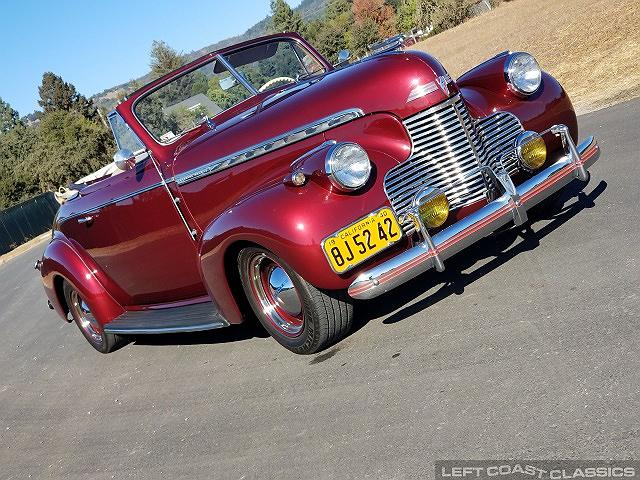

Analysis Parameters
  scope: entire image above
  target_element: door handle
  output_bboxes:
[77,215,95,224]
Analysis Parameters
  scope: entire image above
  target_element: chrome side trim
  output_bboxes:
[148,151,198,240]
[175,108,365,185]
[104,301,229,335]
[104,319,229,335]
[349,130,600,300]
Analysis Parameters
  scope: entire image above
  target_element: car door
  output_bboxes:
[60,113,206,306]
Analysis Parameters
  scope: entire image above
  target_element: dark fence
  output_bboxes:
[0,193,59,255]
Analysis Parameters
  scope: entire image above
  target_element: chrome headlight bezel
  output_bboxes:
[515,130,547,171]
[504,52,542,96]
[325,142,372,191]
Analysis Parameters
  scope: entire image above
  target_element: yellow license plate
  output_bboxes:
[322,208,402,273]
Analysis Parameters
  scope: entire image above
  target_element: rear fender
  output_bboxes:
[198,148,400,324]
[40,236,125,326]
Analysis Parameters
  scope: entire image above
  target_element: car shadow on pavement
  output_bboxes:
[354,178,607,328]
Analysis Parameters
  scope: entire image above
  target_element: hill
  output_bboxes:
[91,0,327,112]
[413,0,640,115]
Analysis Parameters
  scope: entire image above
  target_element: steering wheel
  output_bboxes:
[258,76,296,93]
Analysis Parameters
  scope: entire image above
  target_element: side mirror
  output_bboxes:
[113,149,135,171]
[219,75,237,91]
[336,50,351,67]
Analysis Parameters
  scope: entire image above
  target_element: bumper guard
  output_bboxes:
[348,125,601,300]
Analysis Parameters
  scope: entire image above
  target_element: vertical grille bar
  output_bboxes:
[384,94,523,233]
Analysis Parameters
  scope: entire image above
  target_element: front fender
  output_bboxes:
[198,148,400,324]
[40,235,125,326]
[457,52,578,143]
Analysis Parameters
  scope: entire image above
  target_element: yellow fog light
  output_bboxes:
[414,188,450,229]
[516,131,547,171]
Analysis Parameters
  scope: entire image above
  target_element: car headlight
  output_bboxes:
[325,142,372,191]
[504,52,542,95]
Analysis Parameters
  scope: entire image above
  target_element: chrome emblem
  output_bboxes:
[436,75,450,95]
[406,74,452,103]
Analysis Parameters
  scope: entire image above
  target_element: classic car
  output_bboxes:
[36,32,601,354]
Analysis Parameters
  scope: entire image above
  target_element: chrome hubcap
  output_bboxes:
[267,266,302,316]
[248,253,304,337]
[70,291,103,346]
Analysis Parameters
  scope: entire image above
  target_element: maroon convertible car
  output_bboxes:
[36,32,601,354]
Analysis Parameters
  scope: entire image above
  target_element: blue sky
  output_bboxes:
[0,0,302,116]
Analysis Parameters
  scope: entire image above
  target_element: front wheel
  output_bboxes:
[238,247,353,354]
[63,281,125,354]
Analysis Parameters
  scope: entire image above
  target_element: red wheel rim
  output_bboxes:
[247,253,304,337]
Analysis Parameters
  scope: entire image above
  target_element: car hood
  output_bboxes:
[173,51,453,171]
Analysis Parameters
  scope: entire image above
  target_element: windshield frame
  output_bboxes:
[131,36,329,146]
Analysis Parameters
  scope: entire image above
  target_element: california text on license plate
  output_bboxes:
[322,208,402,274]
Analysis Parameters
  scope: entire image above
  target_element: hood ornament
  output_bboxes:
[436,74,450,96]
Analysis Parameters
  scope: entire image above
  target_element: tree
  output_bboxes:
[20,110,115,193]
[414,0,471,33]
[0,124,38,208]
[431,0,471,31]
[37,72,96,119]
[270,0,305,33]
[314,22,349,60]
[149,40,184,79]
[326,0,353,21]
[349,17,383,56]
[0,97,22,133]
[306,0,354,61]
[396,0,419,32]
[353,0,396,37]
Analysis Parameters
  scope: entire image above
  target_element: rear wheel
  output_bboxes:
[63,281,124,354]
[238,247,353,354]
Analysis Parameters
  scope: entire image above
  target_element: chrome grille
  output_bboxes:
[475,110,523,175]
[384,95,523,233]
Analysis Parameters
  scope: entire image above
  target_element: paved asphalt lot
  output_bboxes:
[1,99,639,479]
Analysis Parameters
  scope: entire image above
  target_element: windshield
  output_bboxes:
[134,39,327,143]
[225,40,326,92]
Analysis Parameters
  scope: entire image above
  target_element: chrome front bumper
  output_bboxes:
[348,125,601,300]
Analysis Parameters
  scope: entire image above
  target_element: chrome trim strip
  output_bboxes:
[148,151,198,240]
[349,130,600,300]
[103,301,230,334]
[175,108,365,185]
[104,319,229,335]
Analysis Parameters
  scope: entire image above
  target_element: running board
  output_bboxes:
[103,301,229,335]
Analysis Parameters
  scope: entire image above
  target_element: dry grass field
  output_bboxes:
[414,0,640,114]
